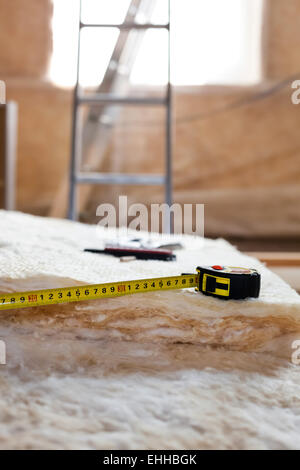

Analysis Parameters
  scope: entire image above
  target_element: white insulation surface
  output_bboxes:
[0,211,299,449]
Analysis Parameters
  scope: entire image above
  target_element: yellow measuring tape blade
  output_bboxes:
[0,274,199,311]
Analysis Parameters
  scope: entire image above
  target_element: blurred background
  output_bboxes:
[1,0,300,251]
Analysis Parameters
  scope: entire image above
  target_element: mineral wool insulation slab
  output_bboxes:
[0,210,300,450]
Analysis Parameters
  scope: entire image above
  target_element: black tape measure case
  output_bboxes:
[196,266,261,300]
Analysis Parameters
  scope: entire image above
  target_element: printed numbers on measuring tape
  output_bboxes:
[0,275,199,311]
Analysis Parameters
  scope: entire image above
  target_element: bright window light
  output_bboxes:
[49,0,263,88]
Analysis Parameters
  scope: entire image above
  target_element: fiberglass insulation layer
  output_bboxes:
[0,211,300,449]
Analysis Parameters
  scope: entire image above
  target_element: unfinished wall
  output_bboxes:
[6,80,71,212]
[83,82,300,238]
[264,0,300,78]
[0,0,72,213]
[0,0,52,78]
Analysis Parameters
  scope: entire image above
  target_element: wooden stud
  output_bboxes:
[246,252,300,267]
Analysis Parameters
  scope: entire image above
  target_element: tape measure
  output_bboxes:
[0,266,260,312]
[196,265,260,300]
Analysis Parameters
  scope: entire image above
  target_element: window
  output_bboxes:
[49,0,263,88]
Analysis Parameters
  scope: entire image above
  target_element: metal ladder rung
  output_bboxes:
[76,172,165,185]
[80,22,169,30]
[78,94,167,106]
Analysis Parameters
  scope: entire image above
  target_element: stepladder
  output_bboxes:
[66,0,172,231]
